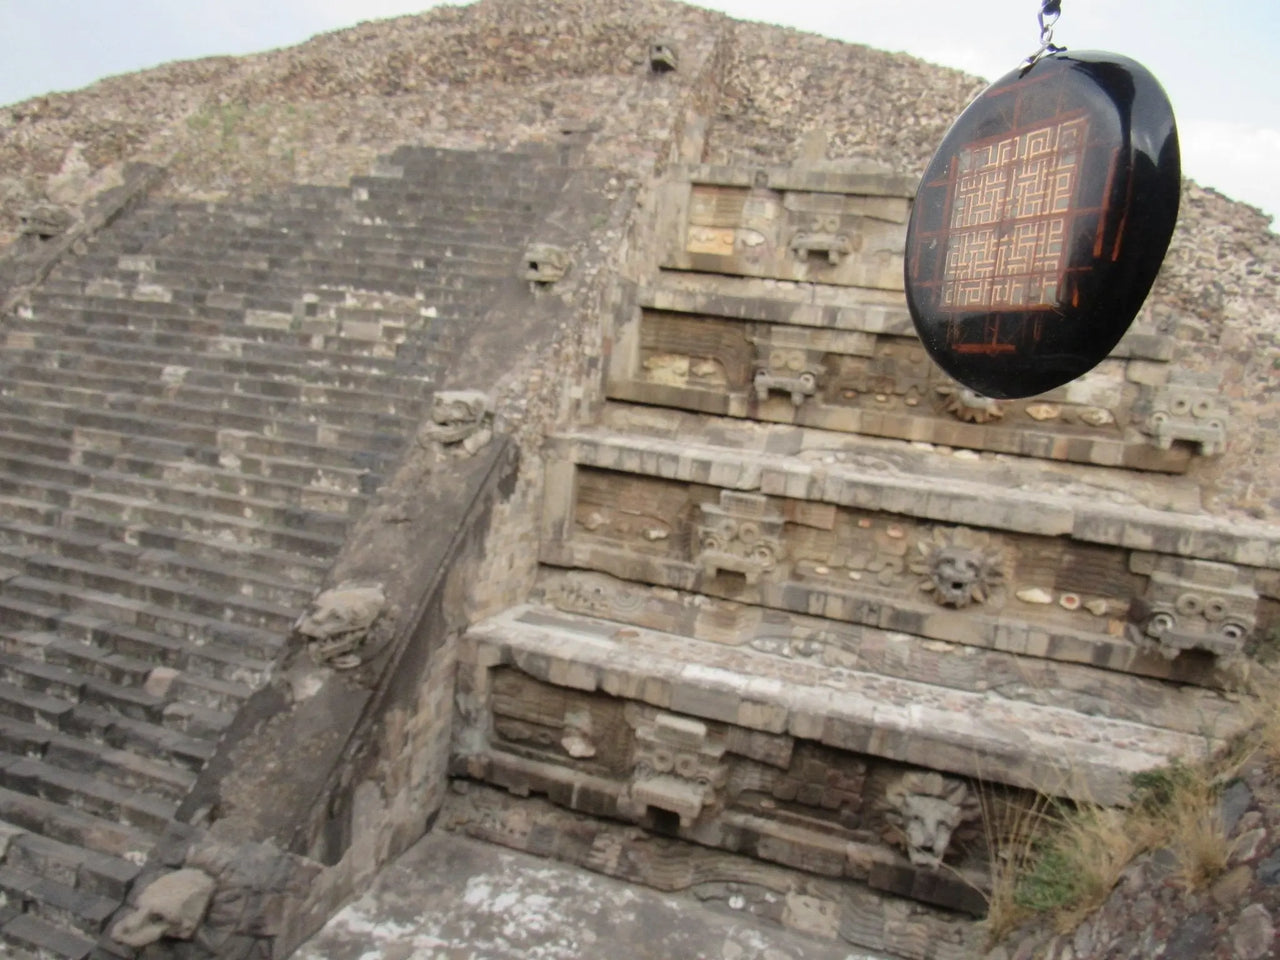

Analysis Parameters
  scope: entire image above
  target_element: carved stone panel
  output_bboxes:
[457,665,993,913]
[664,182,908,290]
[611,290,1197,472]
[878,772,981,870]
[1127,556,1257,661]
[545,464,1264,682]
[523,243,571,284]
[696,491,786,585]
[1140,372,1229,456]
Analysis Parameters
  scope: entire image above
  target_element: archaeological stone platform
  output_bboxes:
[0,3,1276,957]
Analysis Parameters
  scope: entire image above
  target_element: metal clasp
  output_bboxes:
[1024,0,1065,67]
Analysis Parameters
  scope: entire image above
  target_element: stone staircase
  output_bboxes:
[0,145,570,958]
[448,161,1277,958]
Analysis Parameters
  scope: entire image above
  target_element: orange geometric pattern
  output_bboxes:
[941,114,1088,312]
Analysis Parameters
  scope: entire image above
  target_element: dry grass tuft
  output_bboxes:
[979,789,1051,944]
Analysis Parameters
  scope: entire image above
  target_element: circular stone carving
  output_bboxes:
[905,51,1180,399]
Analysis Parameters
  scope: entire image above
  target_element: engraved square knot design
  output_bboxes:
[942,114,1088,313]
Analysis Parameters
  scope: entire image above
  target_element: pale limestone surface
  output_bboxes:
[294,830,887,960]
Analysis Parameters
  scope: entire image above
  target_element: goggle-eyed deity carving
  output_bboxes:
[697,491,786,585]
[1127,557,1256,662]
[620,710,728,828]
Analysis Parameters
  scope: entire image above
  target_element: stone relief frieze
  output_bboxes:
[459,666,993,914]
[749,330,826,408]
[522,242,571,284]
[554,467,1240,673]
[879,772,982,870]
[789,215,853,265]
[613,297,1204,469]
[935,383,1006,424]
[294,581,388,669]
[619,710,729,827]
[1140,374,1229,456]
[420,389,493,454]
[696,491,786,584]
[669,183,906,290]
[908,527,1005,609]
[1127,556,1257,662]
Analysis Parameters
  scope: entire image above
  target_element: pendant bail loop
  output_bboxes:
[1025,0,1065,67]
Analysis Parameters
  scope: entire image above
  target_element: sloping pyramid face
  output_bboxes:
[0,2,1277,959]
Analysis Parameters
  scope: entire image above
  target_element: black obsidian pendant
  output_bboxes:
[905,51,1180,399]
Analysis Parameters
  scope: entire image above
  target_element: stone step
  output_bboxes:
[62,702,216,771]
[0,910,97,960]
[0,783,154,863]
[0,751,175,835]
[7,304,467,376]
[0,573,285,663]
[465,604,1227,807]
[6,342,435,404]
[1,355,432,421]
[66,489,347,561]
[0,709,195,801]
[0,680,73,728]
[38,634,253,715]
[0,487,340,582]
[0,819,140,901]
[0,594,59,632]
[2,557,296,639]
[386,143,563,166]
[6,308,465,378]
[0,650,174,730]
[0,394,405,473]
[0,519,322,606]
[91,221,533,262]
[0,406,399,481]
[22,280,480,332]
[0,863,118,938]
[4,317,458,394]
[0,446,368,534]
[0,373,422,442]
[69,236,517,276]
[100,196,534,232]
[0,653,83,702]
[49,259,512,302]
[8,610,271,692]
[34,270,491,317]
[0,434,368,511]
[67,245,511,285]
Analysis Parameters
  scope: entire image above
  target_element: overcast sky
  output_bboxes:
[2,0,1277,224]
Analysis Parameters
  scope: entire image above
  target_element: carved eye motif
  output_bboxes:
[1175,593,1203,617]
[1203,598,1229,623]
[1221,622,1248,641]
[1147,612,1176,636]
[751,544,777,567]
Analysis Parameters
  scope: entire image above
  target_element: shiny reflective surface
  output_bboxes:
[905,51,1180,399]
